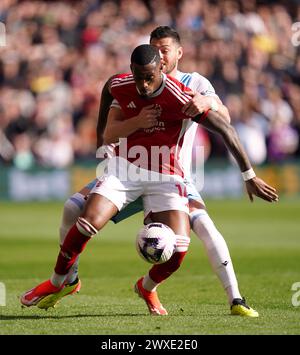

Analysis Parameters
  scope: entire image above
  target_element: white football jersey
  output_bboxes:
[175,71,217,178]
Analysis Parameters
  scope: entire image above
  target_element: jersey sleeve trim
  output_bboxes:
[110,99,120,109]
[166,78,192,104]
[110,75,134,89]
[192,109,210,123]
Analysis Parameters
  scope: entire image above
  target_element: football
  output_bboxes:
[136,223,176,264]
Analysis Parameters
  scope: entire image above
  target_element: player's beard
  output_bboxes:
[163,59,178,75]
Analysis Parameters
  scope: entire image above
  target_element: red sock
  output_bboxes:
[149,251,187,284]
[54,224,90,275]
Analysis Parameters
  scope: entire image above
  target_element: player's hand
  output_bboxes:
[182,92,215,117]
[245,176,279,203]
[136,104,160,129]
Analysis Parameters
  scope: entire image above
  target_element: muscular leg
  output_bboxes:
[51,193,118,287]
[189,199,242,304]
[60,186,144,283]
[150,210,190,235]
[20,192,119,308]
[59,187,91,284]
[81,193,118,229]
[60,187,91,245]
[141,210,190,292]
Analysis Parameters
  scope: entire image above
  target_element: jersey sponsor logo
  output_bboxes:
[127,101,136,108]
[144,120,165,133]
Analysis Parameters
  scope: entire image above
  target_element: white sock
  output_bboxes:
[50,272,67,288]
[59,193,85,244]
[59,193,85,284]
[142,275,158,292]
[65,258,79,284]
[190,209,242,304]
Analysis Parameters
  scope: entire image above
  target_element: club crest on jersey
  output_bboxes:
[127,101,136,108]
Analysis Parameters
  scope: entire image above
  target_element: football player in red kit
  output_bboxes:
[20,44,278,315]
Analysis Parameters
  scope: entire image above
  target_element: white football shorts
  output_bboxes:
[90,157,189,216]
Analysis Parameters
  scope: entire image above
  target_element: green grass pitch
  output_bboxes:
[0,198,299,335]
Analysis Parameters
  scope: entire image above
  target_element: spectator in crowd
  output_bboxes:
[0,0,299,168]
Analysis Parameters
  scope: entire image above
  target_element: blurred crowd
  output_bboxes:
[0,0,300,170]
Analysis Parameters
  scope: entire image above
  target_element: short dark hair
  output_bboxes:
[150,26,181,44]
[130,44,161,66]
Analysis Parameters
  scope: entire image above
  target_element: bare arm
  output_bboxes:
[196,111,251,172]
[103,105,160,144]
[96,76,116,148]
[194,111,279,203]
[103,107,135,144]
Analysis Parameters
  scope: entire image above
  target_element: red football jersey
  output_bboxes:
[110,73,194,176]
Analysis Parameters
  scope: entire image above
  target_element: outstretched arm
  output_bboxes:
[194,111,279,203]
